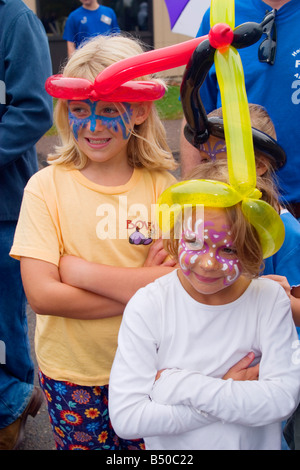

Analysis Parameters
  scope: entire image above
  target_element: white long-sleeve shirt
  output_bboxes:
[109,270,300,450]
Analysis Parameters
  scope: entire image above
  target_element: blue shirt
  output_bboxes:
[263,210,300,337]
[263,210,300,289]
[0,0,53,220]
[196,0,300,205]
[63,5,120,48]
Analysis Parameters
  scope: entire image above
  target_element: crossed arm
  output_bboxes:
[109,291,300,440]
[20,239,176,319]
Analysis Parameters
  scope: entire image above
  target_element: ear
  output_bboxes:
[133,102,152,125]
[256,155,269,176]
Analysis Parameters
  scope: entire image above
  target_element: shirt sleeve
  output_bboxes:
[151,288,300,427]
[263,213,300,289]
[108,288,218,440]
[10,178,63,266]
[0,10,53,168]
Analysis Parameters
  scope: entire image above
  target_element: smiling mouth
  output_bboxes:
[86,137,110,144]
[193,273,220,283]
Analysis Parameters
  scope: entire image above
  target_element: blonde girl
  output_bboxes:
[10,34,177,450]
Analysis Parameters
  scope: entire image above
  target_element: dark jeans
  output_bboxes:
[0,221,34,428]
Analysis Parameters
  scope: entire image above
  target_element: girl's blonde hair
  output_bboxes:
[48,34,177,172]
[165,159,281,278]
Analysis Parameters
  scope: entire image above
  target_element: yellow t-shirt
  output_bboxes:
[10,164,176,386]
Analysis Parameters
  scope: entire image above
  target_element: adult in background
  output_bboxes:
[180,0,300,220]
[0,0,53,450]
[63,0,120,57]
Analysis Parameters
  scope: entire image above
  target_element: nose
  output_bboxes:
[89,117,106,133]
[200,250,219,270]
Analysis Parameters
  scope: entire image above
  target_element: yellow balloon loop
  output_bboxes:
[156,180,284,259]
[210,0,235,29]
[214,46,257,196]
[246,188,262,200]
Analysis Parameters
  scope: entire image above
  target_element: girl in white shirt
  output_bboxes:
[108,160,300,450]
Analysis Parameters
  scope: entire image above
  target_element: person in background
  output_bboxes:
[0,0,53,450]
[63,0,120,57]
[180,0,300,221]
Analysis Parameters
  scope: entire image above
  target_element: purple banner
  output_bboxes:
[164,0,190,28]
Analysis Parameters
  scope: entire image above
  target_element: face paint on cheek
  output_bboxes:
[68,100,133,141]
[203,222,242,286]
[178,238,207,276]
[99,103,133,140]
[199,140,227,161]
[224,261,242,286]
[215,247,242,286]
[68,110,90,141]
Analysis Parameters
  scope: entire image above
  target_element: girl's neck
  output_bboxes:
[80,159,134,187]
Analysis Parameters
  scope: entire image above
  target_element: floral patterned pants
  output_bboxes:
[39,370,145,450]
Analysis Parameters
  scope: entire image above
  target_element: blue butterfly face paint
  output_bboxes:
[68,100,133,141]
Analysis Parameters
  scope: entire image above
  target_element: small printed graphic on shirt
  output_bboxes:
[129,227,153,246]
[95,196,157,243]
[101,15,112,25]
[291,47,300,104]
[81,16,88,24]
[95,196,204,243]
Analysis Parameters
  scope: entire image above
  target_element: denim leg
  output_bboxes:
[0,221,34,428]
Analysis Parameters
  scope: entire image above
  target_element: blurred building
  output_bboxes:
[24,0,192,78]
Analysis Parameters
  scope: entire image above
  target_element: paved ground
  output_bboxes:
[17,119,182,450]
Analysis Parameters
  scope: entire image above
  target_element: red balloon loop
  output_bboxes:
[93,36,208,95]
[45,75,166,102]
[209,23,234,51]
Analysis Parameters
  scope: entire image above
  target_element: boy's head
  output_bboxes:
[198,104,286,174]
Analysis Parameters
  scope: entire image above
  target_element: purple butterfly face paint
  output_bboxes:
[199,138,226,162]
[68,99,133,140]
[178,212,242,291]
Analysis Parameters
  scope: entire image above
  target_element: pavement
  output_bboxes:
[17,119,182,451]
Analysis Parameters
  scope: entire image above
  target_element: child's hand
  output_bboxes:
[222,352,259,381]
[261,274,291,299]
[143,239,177,267]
